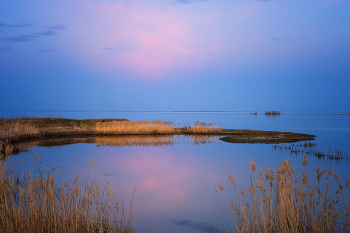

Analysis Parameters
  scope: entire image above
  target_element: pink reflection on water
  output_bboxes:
[93,148,196,212]
[86,145,228,223]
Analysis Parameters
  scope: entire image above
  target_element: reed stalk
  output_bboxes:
[0,159,135,233]
[216,155,350,233]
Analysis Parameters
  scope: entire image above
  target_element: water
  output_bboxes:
[2,111,350,233]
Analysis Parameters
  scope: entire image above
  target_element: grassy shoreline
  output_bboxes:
[0,117,315,158]
[0,116,315,140]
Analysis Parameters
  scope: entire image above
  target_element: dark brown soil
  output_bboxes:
[219,129,315,144]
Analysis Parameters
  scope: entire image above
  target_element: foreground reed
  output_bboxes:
[216,154,350,233]
[0,157,135,233]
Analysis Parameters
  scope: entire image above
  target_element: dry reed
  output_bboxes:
[183,121,222,134]
[0,118,223,142]
[0,122,39,140]
[0,158,135,233]
[96,120,175,135]
[216,154,350,233]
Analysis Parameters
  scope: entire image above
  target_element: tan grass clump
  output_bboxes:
[216,154,350,233]
[96,120,175,135]
[0,159,135,233]
[183,121,222,134]
[0,122,39,140]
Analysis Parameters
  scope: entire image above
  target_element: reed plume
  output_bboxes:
[0,159,135,233]
[216,156,350,232]
[183,121,222,134]
[96,120,175,135]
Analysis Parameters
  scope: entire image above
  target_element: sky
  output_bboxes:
[1,0,350,112]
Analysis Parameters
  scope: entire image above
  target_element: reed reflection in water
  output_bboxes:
[11,134,226,233]
[17,134,221,150]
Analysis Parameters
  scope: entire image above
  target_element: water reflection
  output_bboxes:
[9,131,350,233]
[171,220,222,233]
[17,135,222,150]
[10,135,228,233]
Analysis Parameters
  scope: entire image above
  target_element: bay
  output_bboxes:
[2,111,350,233]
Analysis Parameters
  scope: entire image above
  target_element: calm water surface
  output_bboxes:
[3,111,350,233]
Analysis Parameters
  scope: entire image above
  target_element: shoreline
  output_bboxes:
[2,128,316,144]
[0,117,316,157]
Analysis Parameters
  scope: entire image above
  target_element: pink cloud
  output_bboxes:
[59,1,232,79]
[50,1,273,79]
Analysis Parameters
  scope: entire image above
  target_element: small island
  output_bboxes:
[219,129,315,144]
[0,117,315,147]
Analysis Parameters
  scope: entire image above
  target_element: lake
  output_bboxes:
[2,111,350,233]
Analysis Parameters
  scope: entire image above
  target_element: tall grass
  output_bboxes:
[216,154,350,233]
[272,142,348,161]
[0,122,39,140]
[183,121,222,134]
[96,120,176,135]
[0,141,17,160]
[0,158,135,233]
[0,117,223,142]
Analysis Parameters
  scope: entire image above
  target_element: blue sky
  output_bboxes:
[1,0,349,112]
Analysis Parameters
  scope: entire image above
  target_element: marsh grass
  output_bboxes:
[0,115,128,128]
[0,117,223,157]
[0,122,40,141]
[183,121,222,134]
[273,142,348,161]
[0,157,135,233]
[0,116,129,140]
[216,155,350,233]
[0,117,223,142]
[0,143,15,160]
[96,120,176,135]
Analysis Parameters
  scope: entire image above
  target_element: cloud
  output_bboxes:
[49,25,67,30]
[271,38,290,42]
[1,30,57,43]
[171,220,222,233]
[0,22,33,28]
[35,31,56,36]
[103,47,115,50]
[37,49,55,53]
[175,0,207,4]
[64,1,235,79]
[0,47,14,52]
